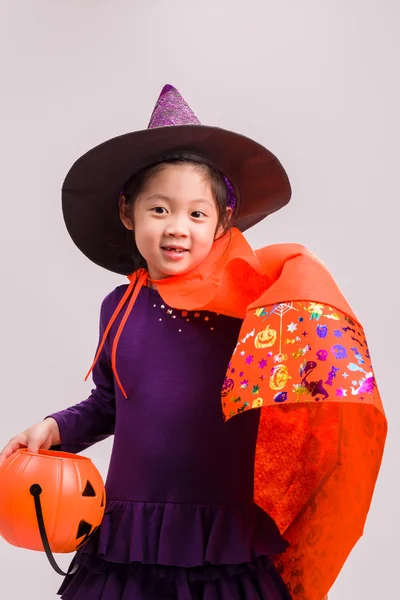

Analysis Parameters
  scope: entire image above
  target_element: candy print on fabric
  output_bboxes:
[222,300,385,600]
[224,301,377,418]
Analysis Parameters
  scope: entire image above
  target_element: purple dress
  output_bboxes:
[51,285,291,600]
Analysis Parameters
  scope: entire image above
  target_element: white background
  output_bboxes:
[0,1,397,598]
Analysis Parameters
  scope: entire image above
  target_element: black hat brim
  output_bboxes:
[62,125,291,275]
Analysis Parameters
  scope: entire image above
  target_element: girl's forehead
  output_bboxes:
[141,165,213,195]
[149,162,207,181]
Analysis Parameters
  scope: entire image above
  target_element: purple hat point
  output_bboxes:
[146,85,236,211]
[159,84,176,96]
[148,85,201,129]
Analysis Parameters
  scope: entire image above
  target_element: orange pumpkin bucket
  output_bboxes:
[0,448,105,575]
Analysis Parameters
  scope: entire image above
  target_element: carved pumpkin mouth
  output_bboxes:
[76,519,99,549]
[76,519,92,540]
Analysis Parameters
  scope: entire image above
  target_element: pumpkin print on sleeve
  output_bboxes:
[223,301,379,415]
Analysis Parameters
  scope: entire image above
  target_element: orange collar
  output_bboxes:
[135,228,272,319]
[85,227,357,398]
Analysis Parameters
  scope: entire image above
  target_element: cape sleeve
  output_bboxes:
[222,245,387,600]
[47,296,116,454]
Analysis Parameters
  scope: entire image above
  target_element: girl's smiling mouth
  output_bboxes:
[161,245,189,259]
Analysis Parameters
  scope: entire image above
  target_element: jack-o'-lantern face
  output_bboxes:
[255,325,277,349]
[0,449,106,554]
[252,397,263,408]
[269,365,291,391]
[221,377,235,397]
[75,479,106,549]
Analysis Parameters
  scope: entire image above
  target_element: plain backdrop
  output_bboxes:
[0,1,397,598]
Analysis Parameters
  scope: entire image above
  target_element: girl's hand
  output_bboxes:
[0,418,61,468]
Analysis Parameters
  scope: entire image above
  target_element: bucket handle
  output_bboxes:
[30,484,78,576]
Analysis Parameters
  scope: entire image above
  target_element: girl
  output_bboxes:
[0,85,386,600]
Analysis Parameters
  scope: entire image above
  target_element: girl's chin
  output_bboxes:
[149,259,200,280]
[153,267,190,279]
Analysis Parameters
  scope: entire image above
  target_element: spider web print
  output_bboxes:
[270,303,299,363]
[275,302,297,317]
[262,302,298,322]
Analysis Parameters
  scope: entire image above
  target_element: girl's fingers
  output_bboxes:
[0,437,28,467]
[0,423,55,467]
[27,437,45,454]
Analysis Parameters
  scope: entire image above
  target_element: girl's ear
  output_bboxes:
[119,194,134,231]
[215,206,233,239]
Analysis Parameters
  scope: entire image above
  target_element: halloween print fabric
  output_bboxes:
[223,301,377,417]
[223,301,386,599]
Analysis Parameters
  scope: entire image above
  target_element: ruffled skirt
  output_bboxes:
[58,556,291,599]
[57,499,291,599]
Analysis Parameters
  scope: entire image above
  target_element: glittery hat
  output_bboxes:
[62,84,291,275]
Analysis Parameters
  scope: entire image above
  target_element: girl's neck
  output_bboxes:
[146,279,158,290]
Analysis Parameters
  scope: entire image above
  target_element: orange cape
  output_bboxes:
[88,228,386,600]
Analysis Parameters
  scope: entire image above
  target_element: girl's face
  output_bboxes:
[120,164,229,280]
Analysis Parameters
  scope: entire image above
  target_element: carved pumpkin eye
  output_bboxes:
[82,480,96,497]
[101,491,105,508]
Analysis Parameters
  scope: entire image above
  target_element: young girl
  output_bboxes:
[0,85,386,600]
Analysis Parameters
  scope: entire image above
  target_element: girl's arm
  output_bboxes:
[48,295,116,454]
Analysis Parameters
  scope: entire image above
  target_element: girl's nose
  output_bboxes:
[164,219,189,238]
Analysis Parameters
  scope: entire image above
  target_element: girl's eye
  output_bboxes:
[152,207,167,214]
[191,211,206,219]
